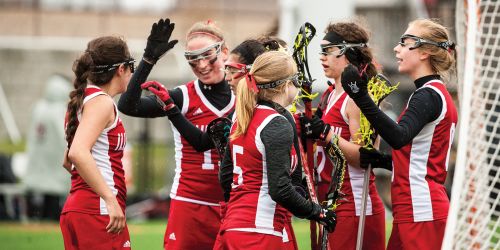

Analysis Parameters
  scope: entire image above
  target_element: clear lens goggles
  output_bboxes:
[221,62,251,78]
[398,34,453,51]
[184,41,224,64]
[319,43,366,57]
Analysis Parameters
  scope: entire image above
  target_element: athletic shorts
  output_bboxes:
[60,212,131,250]
[387,219,446,250]
[327,212,385,250]
[164,199,221,250]
[218,230,283,250]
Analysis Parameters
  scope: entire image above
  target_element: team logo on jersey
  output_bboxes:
[123,240,131,248]
[348,81,360,93]
[193,108,204,116]
[169,233,176,240]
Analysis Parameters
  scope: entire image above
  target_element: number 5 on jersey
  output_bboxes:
[231,145,244,189]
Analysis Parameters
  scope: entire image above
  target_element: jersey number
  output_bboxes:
[231,145,244,189]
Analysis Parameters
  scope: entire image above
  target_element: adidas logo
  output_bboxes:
[123,240,131,248]
[193,108,203,116]
[169,233,176,240]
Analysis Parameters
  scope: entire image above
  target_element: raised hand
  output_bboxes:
[341,64,369,100]
[143,18,178,64]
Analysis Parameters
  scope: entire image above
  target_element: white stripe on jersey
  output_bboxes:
[254,112,282,230]
[92,133,118,215]
[178,85,189,115]
[170,124,183,198]
[348,165,373,216]
[409,122,435,221]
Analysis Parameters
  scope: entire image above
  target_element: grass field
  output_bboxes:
[0,219,393,250]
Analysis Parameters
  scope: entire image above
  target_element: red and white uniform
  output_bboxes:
[391,80,457,223]
[316,89,384,217]
[170,80,235,205]
[221,105,298,237]
[62,86,127,215]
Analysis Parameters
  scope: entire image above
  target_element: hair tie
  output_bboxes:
[245,74,259,93]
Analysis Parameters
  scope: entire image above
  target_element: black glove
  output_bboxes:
[307,202,337,233]
[359,147,392,171]
[341,64,369,100]
[299,115,331,141]
[143,18,178,64]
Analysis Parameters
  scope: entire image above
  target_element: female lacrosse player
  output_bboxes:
[299,20,385,250]
[118,19,233,250]
[140,37,303,250]
[341,18,457,250]
[217,51,336,249]
[60,36,134,249]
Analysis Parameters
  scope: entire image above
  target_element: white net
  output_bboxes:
[444,0,500,249]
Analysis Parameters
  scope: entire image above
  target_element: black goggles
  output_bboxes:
[320,43,367,57]
[257,74,301,90]
[399,34,455,51]
[92,58,135,74]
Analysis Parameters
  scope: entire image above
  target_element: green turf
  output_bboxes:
[0,219,393,250]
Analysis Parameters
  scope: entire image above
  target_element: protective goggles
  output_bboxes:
[92,58,135,74]
[184,41,224,65]
[222,62,252,79]
[320,43,367,57]
[257,73,301,90]
[399,34,454,51]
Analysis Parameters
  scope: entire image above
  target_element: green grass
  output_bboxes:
[0,219,393,250]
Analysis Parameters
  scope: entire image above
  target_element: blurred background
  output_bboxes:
[0,0,458,248]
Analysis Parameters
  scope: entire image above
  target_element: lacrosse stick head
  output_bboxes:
[207,117,232,159]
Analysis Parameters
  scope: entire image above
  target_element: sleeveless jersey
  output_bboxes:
[221,105,298,236]
[391,80,457,223]
[316,88,384,216]
[170,80,235,205]
[62,86,127,215]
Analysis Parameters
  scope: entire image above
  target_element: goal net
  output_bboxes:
[443,0,500,249]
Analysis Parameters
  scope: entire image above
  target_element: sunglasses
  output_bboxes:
[185,41,223,66]
[92,58,136,74]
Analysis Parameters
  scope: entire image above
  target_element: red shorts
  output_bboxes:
[282,215,298,250]
[60,212,131,250]
[218,231,282,250]
[327,212,385,250]
[164,199,221,250]
[387,219,446,250]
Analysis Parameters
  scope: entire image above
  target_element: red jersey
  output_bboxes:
[63,86,127,215]
[391,80,457,223]
[221,105,298,236]
[316,88,384,216]
[170,80,235,205]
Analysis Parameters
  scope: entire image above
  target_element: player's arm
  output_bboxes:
[68,96,125,234]
[140,80,214,151]
[118,18,178,118]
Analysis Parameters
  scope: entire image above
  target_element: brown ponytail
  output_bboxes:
[65,36,130,147]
